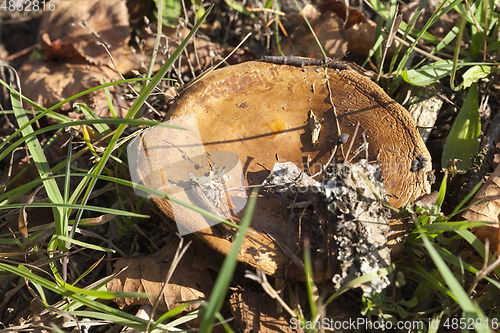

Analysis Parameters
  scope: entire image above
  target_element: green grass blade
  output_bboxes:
[19,265,49,307]
[0,77,170,156]
[447,179,484,219]
[0,263,154,328]
[0,202,149,218]
[441,83,480,171]
[63,129,73,237]
[292,0,327,58]
[104,83,118,118]
[416,220,492,332]
[199,189,258,332]
[70,5,213,238]
[50,266,147,300]
[11,89,66,251]
[395,0,464,75]
[72,256,104,286]
[400,260,452,296]
[434,244,500,290]
[73,103,111,136]
[144,0,163,91]
[422,221,489,233]
[302,238,318,320]
[435,171,447,211]
[455,229,500,277]
[402,59,463,86]
[369,0,446,46]
[0,173,227,228]
[56,235,115,253]
[450,15,468,90]
[224,0,255,18]
[0,118,183,164]
[0,238,22,245]
[433,19,462,54]
[67,311,158,331]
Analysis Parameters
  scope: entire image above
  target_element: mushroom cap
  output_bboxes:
[135,61,432,279]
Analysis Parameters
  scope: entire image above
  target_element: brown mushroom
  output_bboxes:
[130,61,432,280]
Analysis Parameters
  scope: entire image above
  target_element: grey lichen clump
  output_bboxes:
[262,161,317,193]
[315,160,391,296]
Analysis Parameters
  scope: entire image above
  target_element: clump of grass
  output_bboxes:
[0,6,234,331]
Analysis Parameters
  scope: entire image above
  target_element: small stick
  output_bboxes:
[344,121,360,162]
[322,78,344,170]
[246,7,286,15]
[376,9,402,82]
[262,55,347,70]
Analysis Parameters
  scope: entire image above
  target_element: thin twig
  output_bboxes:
[245,7,286,15]
[245,270,297,317]
[377,9,402,81]
[323,78,343,169]
[147,237,192,331]
[345,121,360,162]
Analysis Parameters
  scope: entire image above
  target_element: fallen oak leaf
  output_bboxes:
[19,59,130,117]
[275,5,348,59]
[40,0,130,66]
[41,32,86,64]
[462,164,500,254]
[107,240,214,314]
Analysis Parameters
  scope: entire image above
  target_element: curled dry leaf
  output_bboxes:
[107,240,213,313]
[40,0,130,66]
[344,19,380,57]
[19,59,130,117]
[133,61,431,280]
[278,1,387,58]
[42,32,86,64]
[319,0,367,29]
[319,0,395,57]
[275,4,348,58]
[462,164,500,253]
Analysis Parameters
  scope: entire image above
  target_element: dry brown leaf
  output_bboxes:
[42,32,86,64]
[319,0,367,28]
[19,59,130,117]
[494,141,500,168]
[345,19,380,56]
[229,290,293,333]
[462,164,500,253]
[39,0,130,66]
[275,4,348,58]
[107,240,214,313]
[318,0,395,57]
